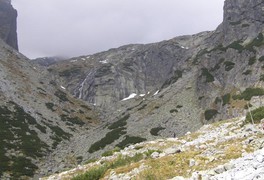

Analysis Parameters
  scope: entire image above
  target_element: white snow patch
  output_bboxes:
[147,92,150,95]
[99,59,108,64]
[70,59,77,63]
[180,46,189,49]
[139,94,145,97]
[81,58,86,61]
[121,93,137,101]
[60,86,66,90]
[153,90,159,96]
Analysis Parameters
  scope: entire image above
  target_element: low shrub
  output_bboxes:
[170,109,178,113]
[201,68,214,82]
[204,109,218,120]
[222,93,231,106]
[259,56,264,62]
[116,136,147,149]
[245,106,264,124]
[242,70,252,75]
[248,57,256,65]
[232,88,264,101]
[88,127,126,153]
[224,61,235,71]
[108,114,129,130]
[150,127,165,136]
[260,75,264,81]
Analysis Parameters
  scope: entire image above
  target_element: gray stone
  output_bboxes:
[150,152,160,159]
[164,147,181,155]
[214,165,225,174]
[224,163,235,171]
[189,159,196,167]
[256,155,264,163]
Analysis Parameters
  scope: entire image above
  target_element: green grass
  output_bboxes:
[201,68,214,83]
[204,109,218,120]
[246,106,264,124]
[102,147,121,157]
[72,154,144,180]
[150,127,165,136]
[232,88,264,101]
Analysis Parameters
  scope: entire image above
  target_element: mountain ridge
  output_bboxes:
[0,0,264,179]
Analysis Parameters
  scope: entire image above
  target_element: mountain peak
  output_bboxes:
[0,0,18,50]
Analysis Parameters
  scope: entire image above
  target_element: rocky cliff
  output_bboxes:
[0,0,18,50]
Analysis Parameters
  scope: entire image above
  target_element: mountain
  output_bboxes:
[35,0,264,177]
[0,38,100,179]
[0,0,18,50]
[0,0,264,179]
[32,56,67,67]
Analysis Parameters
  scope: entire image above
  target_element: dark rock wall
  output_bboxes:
[0,0,18,50]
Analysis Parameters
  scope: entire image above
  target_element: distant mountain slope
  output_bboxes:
[32,56,67,67]
[0,38,100,179]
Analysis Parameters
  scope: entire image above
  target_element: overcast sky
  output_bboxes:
[12,0,225,59]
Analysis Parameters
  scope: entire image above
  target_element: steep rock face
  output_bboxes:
[50,32,210,108]
[221,0,264,44]
[0,0,18,50]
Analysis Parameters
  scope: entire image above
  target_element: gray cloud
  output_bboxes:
[12,0,225,59]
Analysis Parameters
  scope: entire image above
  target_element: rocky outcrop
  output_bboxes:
[0,0,18,50]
